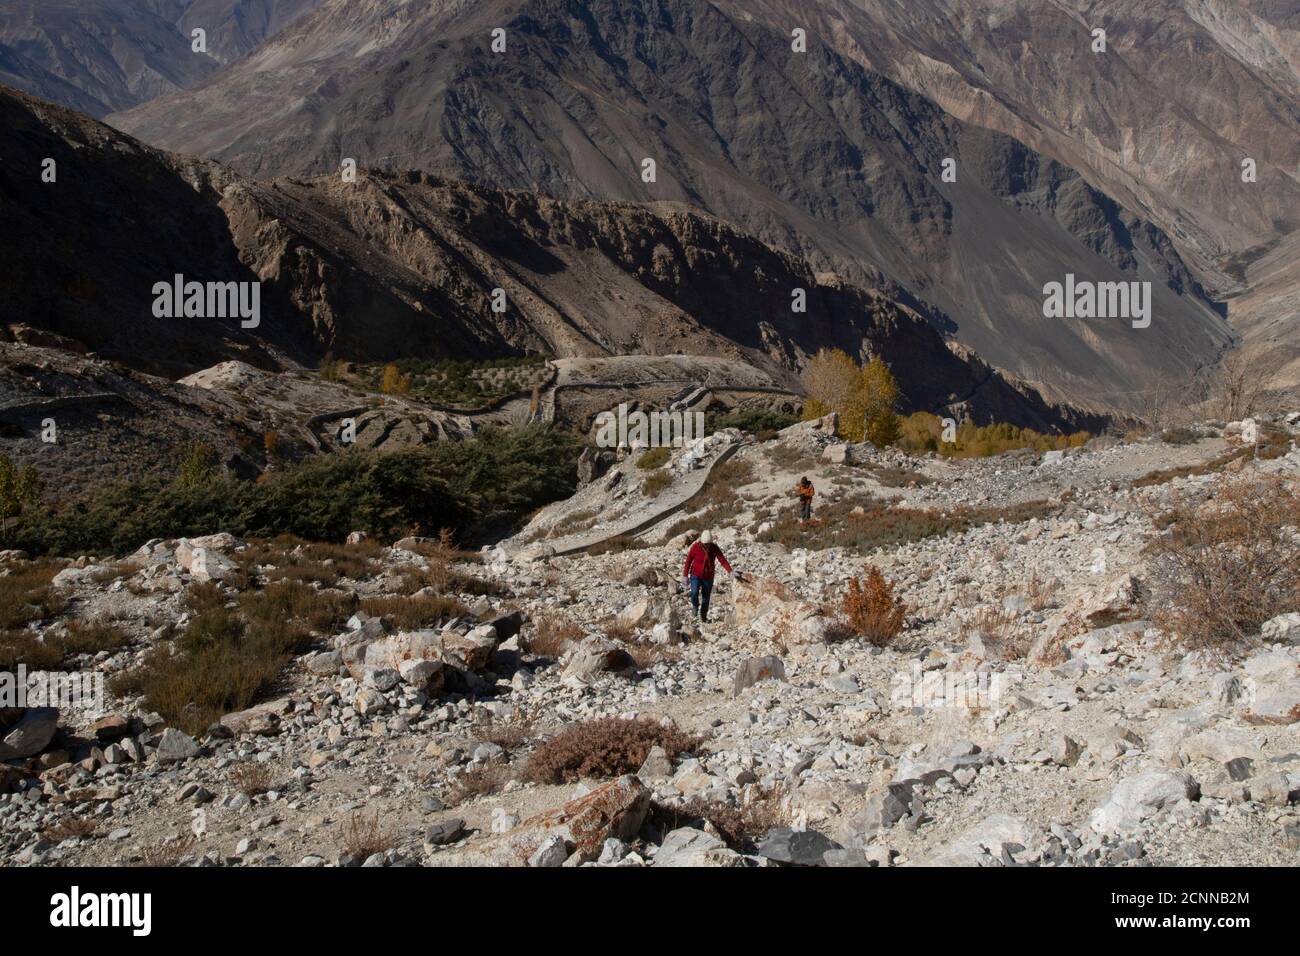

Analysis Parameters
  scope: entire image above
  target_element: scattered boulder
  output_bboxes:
[652,827,745,867]
[443,625,499,672]
[732,655,786,697]
[1090,769,1199,835]
[755,827,842,866]
[433,775,651,866]
[822,443,852,464]
[88,714,131,743]
[1240,648,1300,724]
[1260,612,1300,645]
[562,636,636,681]
[731,575,827,646]
[154,728,200,763]
[926,815,1045,866]
[0,707,59,760]
[839,782,917,843]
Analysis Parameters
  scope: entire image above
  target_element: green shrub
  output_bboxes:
[11,425,580,557]
[708,409,797,438]
[636,447,670,469]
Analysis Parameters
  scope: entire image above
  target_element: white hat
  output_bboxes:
[700,530,712,544]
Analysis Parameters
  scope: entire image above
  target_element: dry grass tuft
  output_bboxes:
[359,593,467,630]
[113,581,351,735]
[1021,568,1060,612]
[229,762,276,796]
[652,785,790,851]
[342,811,398,859]
[445,763,513,806]
[959,606,1033,660]
[137,834,197,867]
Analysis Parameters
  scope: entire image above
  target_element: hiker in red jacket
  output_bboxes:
[682,530,733,623]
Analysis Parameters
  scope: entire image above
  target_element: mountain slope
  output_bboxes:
[0,0,322,117]
[732,0,1300,293]
[108,0,1236,412]
[0,85,1097,433]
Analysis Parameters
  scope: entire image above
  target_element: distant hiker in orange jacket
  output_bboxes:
[795,476,815,521]
[682,530,733,623]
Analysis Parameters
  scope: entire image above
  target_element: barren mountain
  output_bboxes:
[0,0,322,117]
[730,0,1300,293]
[0,86,1095,437]
[108,0,1239,413]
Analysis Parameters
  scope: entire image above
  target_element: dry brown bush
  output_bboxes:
[475,719,534,753]
[587,534,641,556]
[600,615,635,643]
[524,612,583,657]
[60,619,132,657]
[525,717,701,784]
[42,817,97,843]
[842,567,906,646]
[398,528,462,591]
[642,470,673,498]
[1145,475,1300,650]
[757,496,1056,552]
[626,643,683,667]
[0,560,65,631]
[694,458,755,510]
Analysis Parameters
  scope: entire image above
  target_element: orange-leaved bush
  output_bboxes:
[842,565,906,645]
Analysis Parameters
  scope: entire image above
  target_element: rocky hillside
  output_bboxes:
[0,86,1097,436]
[0,0,322,116]
[107,0,1237,413]
[3,411,1297,867]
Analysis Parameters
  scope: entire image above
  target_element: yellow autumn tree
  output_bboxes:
[379,363,412,395]
[800,349,900,445]
[802,348,864,439]
[861,355,900,447]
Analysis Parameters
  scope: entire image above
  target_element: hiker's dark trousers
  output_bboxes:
[800,499,812,520]
[689,575,713,621]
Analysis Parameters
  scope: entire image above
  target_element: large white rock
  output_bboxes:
[1089,769,1199,835]
[1241,647,1300,724]
[188,548,237,582]
[652,827,744,867]
[926,815,1044,866]
[1260,612,1300,645]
